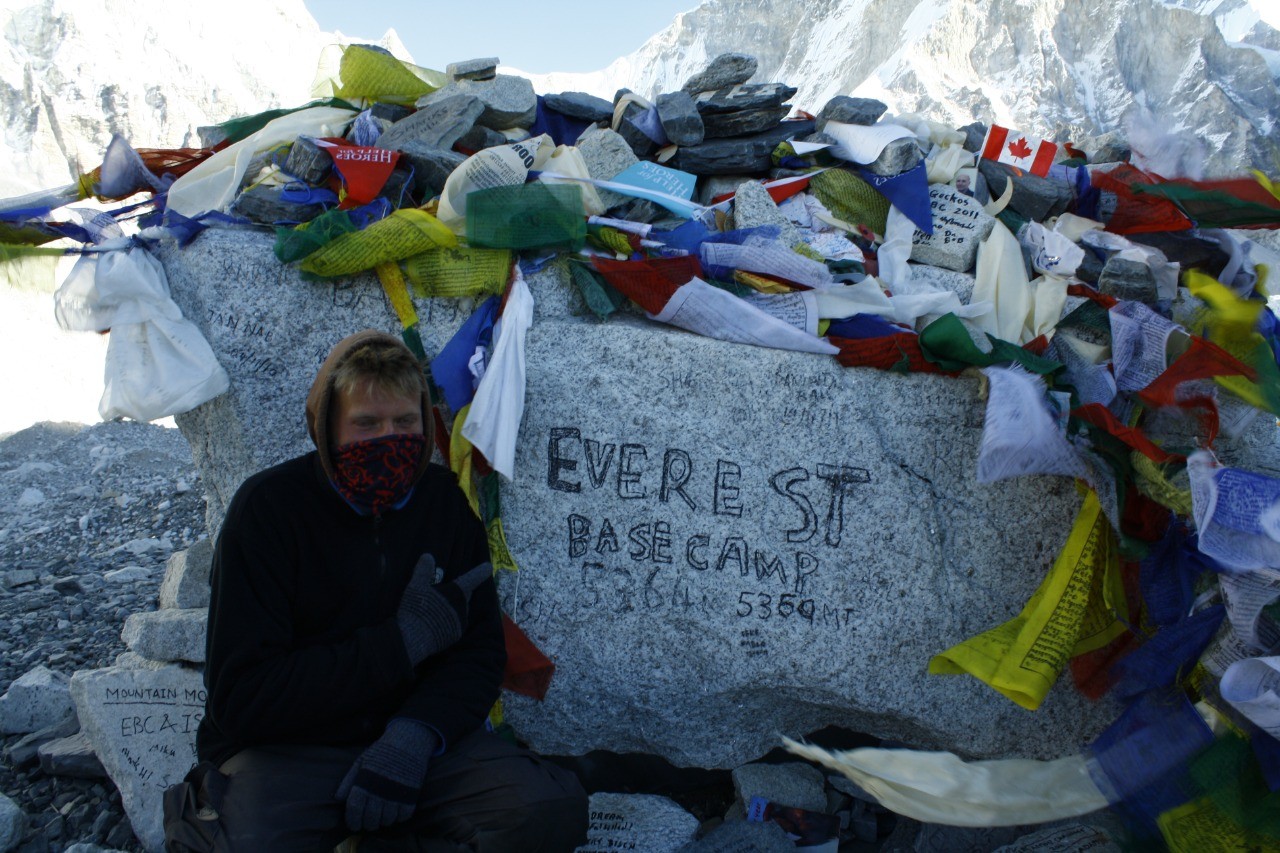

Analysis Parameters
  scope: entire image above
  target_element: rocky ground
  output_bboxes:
[0,420,207,852]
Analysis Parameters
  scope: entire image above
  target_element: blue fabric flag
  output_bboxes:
[828,314,913,340]
[857,160,933,234]
[1140,522,1215,627]
[1111,604,1224,700]
[430,296,499,412]
[530,96,595,147]
[1086,687,1213,835]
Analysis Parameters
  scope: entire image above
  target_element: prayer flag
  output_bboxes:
[981,125,1058,177]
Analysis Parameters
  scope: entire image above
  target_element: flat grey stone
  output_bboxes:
[38,730,107,779]
[121,609,208,664]
[682,53,759,95]
[730,180,803,248]
[446,57,498,81]
[676,819,794,852]
[616,106,660,158]
[694,83,796,116]
[114,652,175,671]
[911,823,1029,853]
[71,665,206,853]
[376,94,485,154]
[63,845,126,853]
[420,75,537,130]
[1098,257,1158,303]
[577,128,641,210]
[456,124,508,153]
[731,762,826,812]
[544,92,614,123]
[817,96,888,131]
[1,569,38,589]
[865,136,922,176]
[910,186,997,272]
[0,665,73,734]
[657,92,705,147]
[156,231,1129,769]
[992,822,1121,852]
[231,185,326,225]
[393,142,467,198]
[576,793,698,853]
[283,136,332,184]
[0,792,22,853]
[673,120,814,176]
[698,175,754,206]
[4,711,78,769]
[702,106,790,140]
[959,122,987,153]
[977,160,1073,221]
[159,538,212,609]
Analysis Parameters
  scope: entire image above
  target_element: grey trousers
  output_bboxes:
[168,729,588,852]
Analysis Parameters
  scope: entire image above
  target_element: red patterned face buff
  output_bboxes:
[331,433,426,515]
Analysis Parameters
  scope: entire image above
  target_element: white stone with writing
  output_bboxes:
[575,793,698,853]
[70,665,205,853]
[910,186,996,272]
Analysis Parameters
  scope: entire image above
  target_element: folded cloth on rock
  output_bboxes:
[782,737,1108,827]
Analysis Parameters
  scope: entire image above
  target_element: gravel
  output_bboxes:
[0,420,207,852]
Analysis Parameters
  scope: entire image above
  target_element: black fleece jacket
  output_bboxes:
[195,454,503,767]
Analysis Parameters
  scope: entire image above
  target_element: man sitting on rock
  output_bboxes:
[164,330,588,852]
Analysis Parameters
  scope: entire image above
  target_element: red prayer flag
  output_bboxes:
[501,614,555,701]
[1138,336,1256,409]
[831,334,950,374]
[980,125,1058,177]
[314,138,399,209]
[1071,403,1183,464]
[1089,164,1194,235]
[590,255,702,314]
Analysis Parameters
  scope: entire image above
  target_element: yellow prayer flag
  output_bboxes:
[312,44,446,104]
[374,262,418,330]
[299,208,456,278]
[1157,797,1276,852]
[734,270,793,294]
[928,490,1125,710]
[1186,269,1280,415]
[486,517,519,574]
[404,246,511,298]
[448,405,479,518]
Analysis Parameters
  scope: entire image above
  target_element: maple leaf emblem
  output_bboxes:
[1007,137,1033,159]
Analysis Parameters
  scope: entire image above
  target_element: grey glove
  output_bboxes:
[334,718,440,833]
[396,553,491,665]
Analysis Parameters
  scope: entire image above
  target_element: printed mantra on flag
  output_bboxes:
[540,427,872,632]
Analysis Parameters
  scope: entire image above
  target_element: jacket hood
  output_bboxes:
[305,329,434,485]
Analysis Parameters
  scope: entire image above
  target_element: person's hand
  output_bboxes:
[335,719,440,833]
[396,554,491,665]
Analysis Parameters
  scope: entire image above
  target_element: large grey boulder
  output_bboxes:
[70,665,206,853]
[157,231,1118,769]
[0,665,73,734]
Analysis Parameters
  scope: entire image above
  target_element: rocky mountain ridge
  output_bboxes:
[525,0,1280,176]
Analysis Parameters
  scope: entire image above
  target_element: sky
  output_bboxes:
[303,0,702,74]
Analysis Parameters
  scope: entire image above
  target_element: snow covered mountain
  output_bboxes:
[522,0,1280,176]
[0,0,409,197]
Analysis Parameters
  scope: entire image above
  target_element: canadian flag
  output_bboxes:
[981,125,1058,177]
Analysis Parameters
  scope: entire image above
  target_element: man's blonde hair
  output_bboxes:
[331,338,425,401]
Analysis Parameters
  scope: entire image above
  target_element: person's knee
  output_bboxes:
[478,788,589,853]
